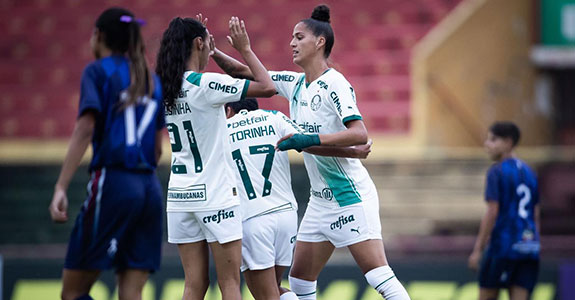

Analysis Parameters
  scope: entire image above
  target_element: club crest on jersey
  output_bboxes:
[322,188,333,200]
[311,94,322,111]
[203,209,235,224]
[209,81,238,94]
[330,214,356,230]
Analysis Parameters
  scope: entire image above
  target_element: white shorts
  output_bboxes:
[241,209,298,272]
[297,197,382,248]
[167,205,242,244]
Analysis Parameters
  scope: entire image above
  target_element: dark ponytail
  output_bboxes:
[155,17,207,107]
[95,7,153,107]
[302,4,335,58]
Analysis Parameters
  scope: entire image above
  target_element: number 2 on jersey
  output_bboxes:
[516,183,531,219]
[167,121,203,174]
[232,144,275,200]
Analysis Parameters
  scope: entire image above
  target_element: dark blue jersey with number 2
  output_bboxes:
[485,158,540,260]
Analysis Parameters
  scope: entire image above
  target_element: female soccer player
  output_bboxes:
[155,16,275,300]
[211,5,410,300]
[49,7,164,300]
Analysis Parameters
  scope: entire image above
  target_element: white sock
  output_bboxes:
[365,266,410,300]
[280,291,299,300]
[288,276,317,300]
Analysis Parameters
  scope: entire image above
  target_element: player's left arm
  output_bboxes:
[50,111,96,223]
[155,130,163,164]
[535,204,541,235]
[468,200,499,271]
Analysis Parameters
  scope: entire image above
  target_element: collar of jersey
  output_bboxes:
[305,68,331,88]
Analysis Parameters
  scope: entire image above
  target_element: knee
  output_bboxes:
[184,276,210,294]
[118,288,141,300]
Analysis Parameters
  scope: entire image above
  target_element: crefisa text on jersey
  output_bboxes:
[330,214,356,230]
[202,209,235,224]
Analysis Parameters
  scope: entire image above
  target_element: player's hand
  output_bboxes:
[49,185,69,223]
[195,13,208,26]
[353,139,372,159]
[277,133,321,152]
[468,250,481,271]
[276,133,295,150]
[227,16,251,53]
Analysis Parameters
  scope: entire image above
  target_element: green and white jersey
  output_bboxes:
[227,109,301,221]
[270,69,374,208]
[165,71,250,212]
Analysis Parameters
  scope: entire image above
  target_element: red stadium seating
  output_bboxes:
[0,0,462,138]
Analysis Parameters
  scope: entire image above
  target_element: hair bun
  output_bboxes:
[311,4,330,23]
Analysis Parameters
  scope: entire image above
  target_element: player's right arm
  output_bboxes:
[50,111,96,223]
[468,167,500,270]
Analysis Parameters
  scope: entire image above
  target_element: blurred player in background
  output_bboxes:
[155,15,275,300]
[225,98,300,300]
[48,7,164,300]
[469,122,541,300]
[211,4,410,300]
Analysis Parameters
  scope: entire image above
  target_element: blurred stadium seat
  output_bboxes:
[0,0,462,138]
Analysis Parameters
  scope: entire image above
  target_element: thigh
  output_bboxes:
[348,239,389,274]
[178,241,210,285]
[509,285,529,300]
[275,266,288,286]
[117,269,149,300]
[61,269,101,299]
[479,288,500,300]
[244,267,281,300]
[209,239,243,281]
[289,241,335,281]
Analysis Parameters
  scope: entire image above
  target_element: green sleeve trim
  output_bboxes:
[342,114,362,125]
[240,80,251,100]
[185,72,202,86]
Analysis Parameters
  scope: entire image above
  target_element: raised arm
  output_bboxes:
[212,48,254,80]
[227,17,275,97]
[304,139,372,159]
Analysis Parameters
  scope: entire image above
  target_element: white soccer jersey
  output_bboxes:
[165,71,250,212]
[269,69,375,208]
[227,109,301,220]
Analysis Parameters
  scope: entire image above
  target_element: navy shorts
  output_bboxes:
[64,168,163,272]
[479,254,539,292]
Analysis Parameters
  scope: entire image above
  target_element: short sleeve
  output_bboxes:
[269,71,303,100]
[485,167,500,202]
[78,64,102,117]
[194,72,250,106]
[326,77,362,125]
[273,110,304,137]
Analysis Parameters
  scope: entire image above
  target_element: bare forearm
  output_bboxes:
[155,130,163,164]
[319,128,367,147]
[56,123,93,189]
[212,49,253,79]
[304,146,359,158]
[474,210,497,252]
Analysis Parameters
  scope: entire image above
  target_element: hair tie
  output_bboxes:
[120,15,146,26]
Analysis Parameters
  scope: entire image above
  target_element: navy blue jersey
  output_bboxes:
[79,55,164,171]
[485,158,540,259]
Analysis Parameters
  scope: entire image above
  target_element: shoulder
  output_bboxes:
[324,69,351,86]
[486,163,502,178]
[270,71,303,82]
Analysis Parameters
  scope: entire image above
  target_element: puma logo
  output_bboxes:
[351,227,360,235]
